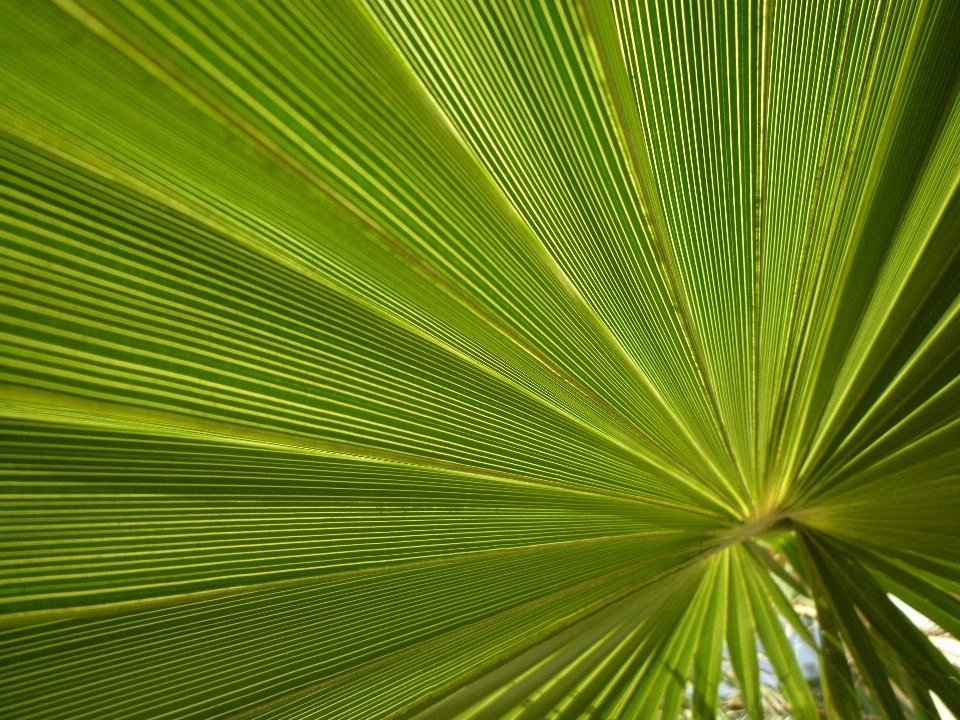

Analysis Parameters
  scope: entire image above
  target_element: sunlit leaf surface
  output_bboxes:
[2,1,959,718]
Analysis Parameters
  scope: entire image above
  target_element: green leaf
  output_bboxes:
[693,552,729,720]
[2,0,960,718]
[800,533,907,720]
[807,531,960,718]
[745,554,820,720]
[728,548,764,720]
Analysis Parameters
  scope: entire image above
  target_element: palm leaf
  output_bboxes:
[2,0,959,718]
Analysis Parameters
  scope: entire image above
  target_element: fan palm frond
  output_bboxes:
[2,1,959,718]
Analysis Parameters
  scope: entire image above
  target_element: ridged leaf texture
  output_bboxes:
[2,1,959,719]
